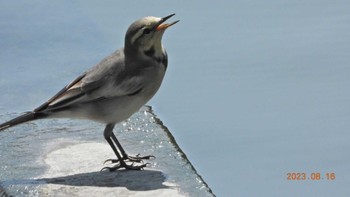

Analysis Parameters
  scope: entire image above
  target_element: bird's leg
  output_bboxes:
[102,136,147,171]
[101,124,150,171]
[110,132,155,163]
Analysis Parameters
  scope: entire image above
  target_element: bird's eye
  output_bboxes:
[143,28,151,35]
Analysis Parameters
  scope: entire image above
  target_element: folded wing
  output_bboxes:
[35,50,144,113]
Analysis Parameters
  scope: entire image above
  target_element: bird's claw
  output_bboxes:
[127,154,155,162]
[102,154,154,171]
[103,158,118,164]
[103,154,155,164]
[101,162,150,172]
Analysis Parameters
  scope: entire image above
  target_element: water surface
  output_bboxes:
[1,1,350,196]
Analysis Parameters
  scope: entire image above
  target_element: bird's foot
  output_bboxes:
[126,154,155,162]
[101,161,150,171]
[104,154,155,164]
[102,154,154,171]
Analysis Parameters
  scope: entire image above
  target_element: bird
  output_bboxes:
[0,14,179,171]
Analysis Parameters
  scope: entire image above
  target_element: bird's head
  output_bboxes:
[124,14,179,59]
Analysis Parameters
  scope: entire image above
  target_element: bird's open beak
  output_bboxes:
[156,13,179,31]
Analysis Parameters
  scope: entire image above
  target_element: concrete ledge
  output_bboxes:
[38,142,183,196]
[0,106,214,196]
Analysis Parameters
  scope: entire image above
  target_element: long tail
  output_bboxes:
[0,112,41,131]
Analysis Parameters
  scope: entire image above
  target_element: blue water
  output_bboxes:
[1,1,350,196]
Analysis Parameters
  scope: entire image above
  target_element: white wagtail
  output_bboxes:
[0,14,179,171]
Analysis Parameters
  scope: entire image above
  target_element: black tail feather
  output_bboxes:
[0,112,39,131]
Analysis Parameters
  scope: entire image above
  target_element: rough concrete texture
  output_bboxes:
[0,106,214,196]
[38,143,184,197]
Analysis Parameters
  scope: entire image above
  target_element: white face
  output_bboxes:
[130,17,166,57]
[130,17,160,44]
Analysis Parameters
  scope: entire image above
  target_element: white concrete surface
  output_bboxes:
[38,142,185,197]
[0,107,214,196]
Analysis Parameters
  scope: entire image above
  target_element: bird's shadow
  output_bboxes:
[4,170,170,191]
